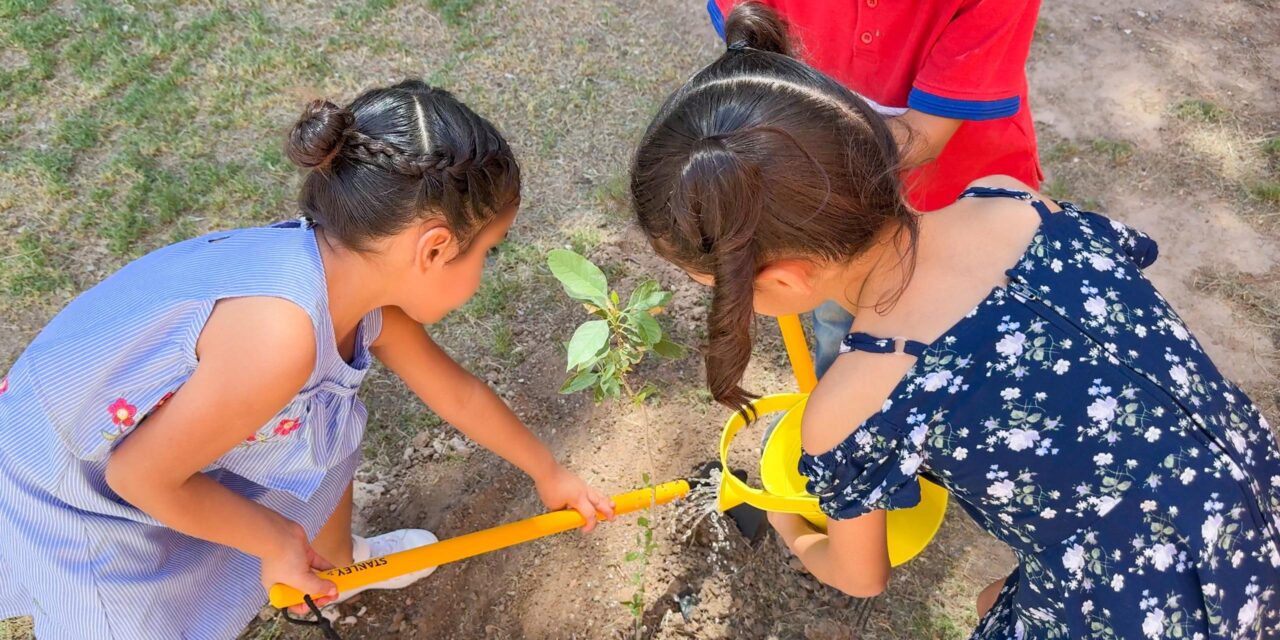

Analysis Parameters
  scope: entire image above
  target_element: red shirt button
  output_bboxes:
[860,31,873,44]
[867,0,878,7]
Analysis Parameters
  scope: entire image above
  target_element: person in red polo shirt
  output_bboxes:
[708,0,1043,385]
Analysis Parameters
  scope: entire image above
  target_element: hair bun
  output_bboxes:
[286,99,355,169]
[724,1,793,57]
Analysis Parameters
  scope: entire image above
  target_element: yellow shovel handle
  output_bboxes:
[268,480,690,609]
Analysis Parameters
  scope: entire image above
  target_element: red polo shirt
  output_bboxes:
[708,0,1043,211]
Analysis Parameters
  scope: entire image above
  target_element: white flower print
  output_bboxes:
[1006,428,1040,452]
[1239,597,1258,627]
[988,479,1016,501]
[1088,254,1116,271]
[1096,495,1120,516]
[1063,544,1085,574]
[922,370,953,392]
[1142,609,1165,638]
[1227,430,1247,455]
[1202,514,1223,544]
[900,453,923,477]
[1150,543,1177,571]
[996,332,1027,358]
[1088,397,1118,424]
[1084,296,1108,318]
[793,200,1280,639]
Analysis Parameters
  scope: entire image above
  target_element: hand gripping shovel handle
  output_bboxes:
[269,479,691,609]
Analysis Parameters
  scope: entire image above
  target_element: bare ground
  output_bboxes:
[3,0,1279,639]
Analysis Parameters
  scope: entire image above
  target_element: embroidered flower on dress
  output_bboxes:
[108,398,138,428]
[275,418,302,437]
[0,377,8,395]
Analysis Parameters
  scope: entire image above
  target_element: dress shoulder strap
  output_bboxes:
[958,185,1056,221]
[840,332,928,358]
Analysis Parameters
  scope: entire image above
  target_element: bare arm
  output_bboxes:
[372,306,614,527]
[767,351,915,597]
[105,297,338,600]
[888,109,963,168]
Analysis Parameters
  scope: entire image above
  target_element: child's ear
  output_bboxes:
[754,259,817,297]
[415,223,459,271]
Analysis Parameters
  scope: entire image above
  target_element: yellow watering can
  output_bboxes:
[716,315,948,566]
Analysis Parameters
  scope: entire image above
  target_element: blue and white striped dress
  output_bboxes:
[0,220,381,639]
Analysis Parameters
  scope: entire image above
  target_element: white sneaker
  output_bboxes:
[331,529,438,604]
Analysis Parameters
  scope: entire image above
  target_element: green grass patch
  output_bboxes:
[6,232,69,296]
[1090,138,1134,165]
[1262,137,1280,158]
[908,606,969,640]
[1044,140,1080,163]
[592,172,631,220]
[1173,98,1224,123]
[428,0,482,27]
[1249,182,1280,205]
[569,227,603,255]
[1041,176,1072,200]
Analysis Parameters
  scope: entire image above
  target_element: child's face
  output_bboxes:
[397,202,518,324]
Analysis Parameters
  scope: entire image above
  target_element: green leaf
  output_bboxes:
[653,338,687,359]
[566,320,609,370]
[624,551,641,562]
[636,516,649,527]
[547,249,608,305]
[628,310,662,345]
[634,382,659,404]
[627,280,671,312]
[559,370,599,395]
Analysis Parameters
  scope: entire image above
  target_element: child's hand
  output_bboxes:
[534,465,616,532]
[259,521,339,615]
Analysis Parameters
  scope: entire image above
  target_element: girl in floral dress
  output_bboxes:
[0,80,613,639]
[628,4,1280,638]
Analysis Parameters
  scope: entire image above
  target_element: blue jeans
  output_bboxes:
[811,300,854,380]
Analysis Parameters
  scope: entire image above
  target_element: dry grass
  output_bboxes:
[1194,267,1280,416]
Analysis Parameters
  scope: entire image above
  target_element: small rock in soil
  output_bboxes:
[341,616,358,626]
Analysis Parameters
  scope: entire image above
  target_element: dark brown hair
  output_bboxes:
[630,2,915,415]
[287,79,520,252]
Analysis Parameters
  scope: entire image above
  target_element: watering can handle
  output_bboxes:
[778,315,817,393]
[268,480,690,609]
[716,393,822,515]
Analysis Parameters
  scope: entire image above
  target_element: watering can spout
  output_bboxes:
[716,472,746,512]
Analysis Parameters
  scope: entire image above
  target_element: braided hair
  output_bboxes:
[286,80,520,252]
[630,2,913,415]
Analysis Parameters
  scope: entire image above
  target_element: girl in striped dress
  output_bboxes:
[0,79,614,639]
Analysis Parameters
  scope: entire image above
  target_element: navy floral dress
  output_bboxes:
[800,188,1280,639]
